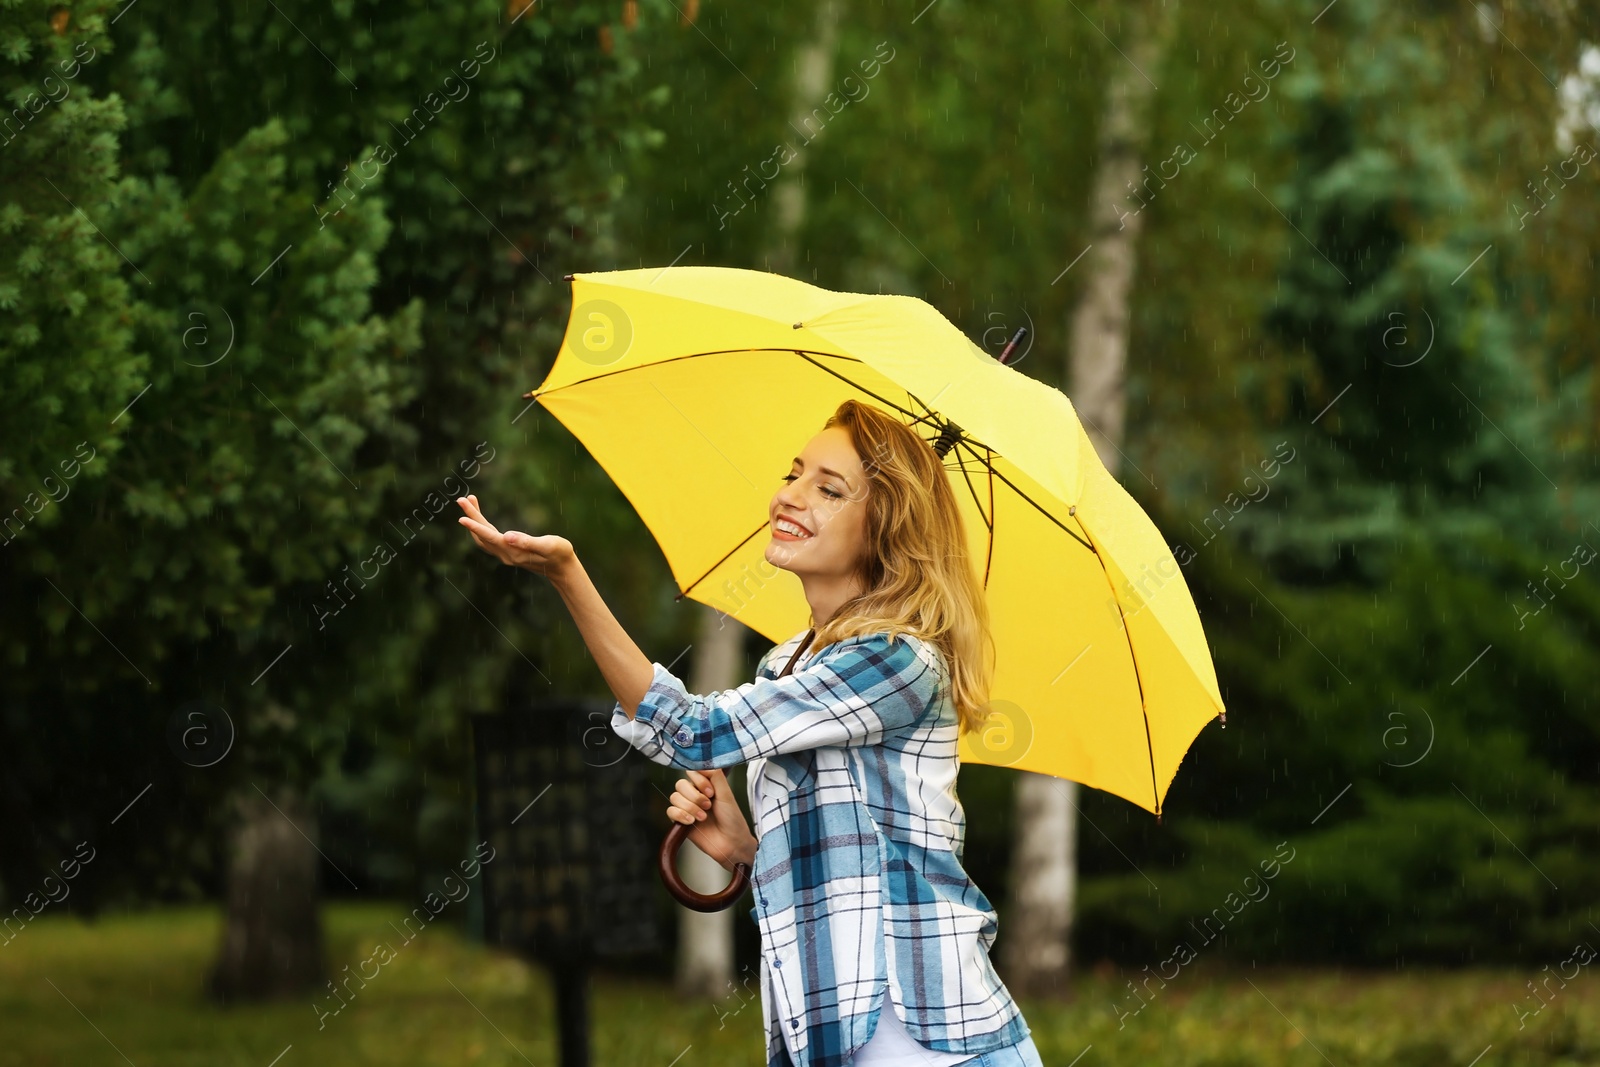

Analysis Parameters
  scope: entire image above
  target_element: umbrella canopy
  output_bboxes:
[527,265,1224,815]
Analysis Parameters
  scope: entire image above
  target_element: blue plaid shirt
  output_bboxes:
[611,629,1029,1067]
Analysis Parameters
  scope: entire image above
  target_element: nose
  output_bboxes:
[773,480,805,513]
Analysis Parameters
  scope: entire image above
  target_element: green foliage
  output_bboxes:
[1053,0,1600,966]
[0,0,662,908]
[70,118,424,653]
[1237,11,1585,582]
[0,2,140,498]
[613,0,1105,368]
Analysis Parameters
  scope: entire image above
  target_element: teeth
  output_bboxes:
[775,518,811,537]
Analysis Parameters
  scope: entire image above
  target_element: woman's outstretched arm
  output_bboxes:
[549,553,655,719]
[455,494,653,717]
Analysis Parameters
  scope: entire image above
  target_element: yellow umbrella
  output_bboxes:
[525,265,1224,817]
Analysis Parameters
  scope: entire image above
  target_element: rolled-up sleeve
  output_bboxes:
[608,632,939,770]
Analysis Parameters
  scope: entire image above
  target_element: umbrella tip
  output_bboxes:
[998,326,1028,364]
[792,322,803,329]
[562,274,575,281]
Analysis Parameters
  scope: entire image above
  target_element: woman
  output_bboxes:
[456,399,1041,1067]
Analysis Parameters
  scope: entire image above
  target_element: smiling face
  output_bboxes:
[766,426,870,588]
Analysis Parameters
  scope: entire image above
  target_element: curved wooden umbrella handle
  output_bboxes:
[656,628,810,912]
[658,821,750,912]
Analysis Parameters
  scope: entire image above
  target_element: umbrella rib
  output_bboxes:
[903,387,1006,455]
[785,354,1022,470]
[1120,593,1162,817]
[535,344,999,461]
[951,437,1094,554]
[535,342,1013,460]
[672,519,771,604]
[902,390,956,434]
[1074,516,1163,816]
[792,352,943,425]
[949,435,1161,811]
[947,443,996,588]
[531,348,865,399]
[982,446,997,588]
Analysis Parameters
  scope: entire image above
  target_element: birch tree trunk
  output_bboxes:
[674,604,747,998]
[765,0,840,277]
[674,0,840,999]
[1001,0,1176,1000]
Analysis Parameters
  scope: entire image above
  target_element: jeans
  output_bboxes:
[954,1030,1045,1067]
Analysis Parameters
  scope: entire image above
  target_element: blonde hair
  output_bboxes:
[806,399,995,735]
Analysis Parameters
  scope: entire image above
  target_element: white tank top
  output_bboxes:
[853,987,976,1065]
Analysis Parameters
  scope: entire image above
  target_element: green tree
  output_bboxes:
[1078,0,1600,966]
[0,0,666,999]
[0,3,140,535]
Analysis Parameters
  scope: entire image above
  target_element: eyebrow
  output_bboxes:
[790,457,854,489]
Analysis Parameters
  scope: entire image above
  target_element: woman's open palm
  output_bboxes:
[455,495,574,578]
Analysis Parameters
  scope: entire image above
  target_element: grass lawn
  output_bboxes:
[1,903,1597,1066]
